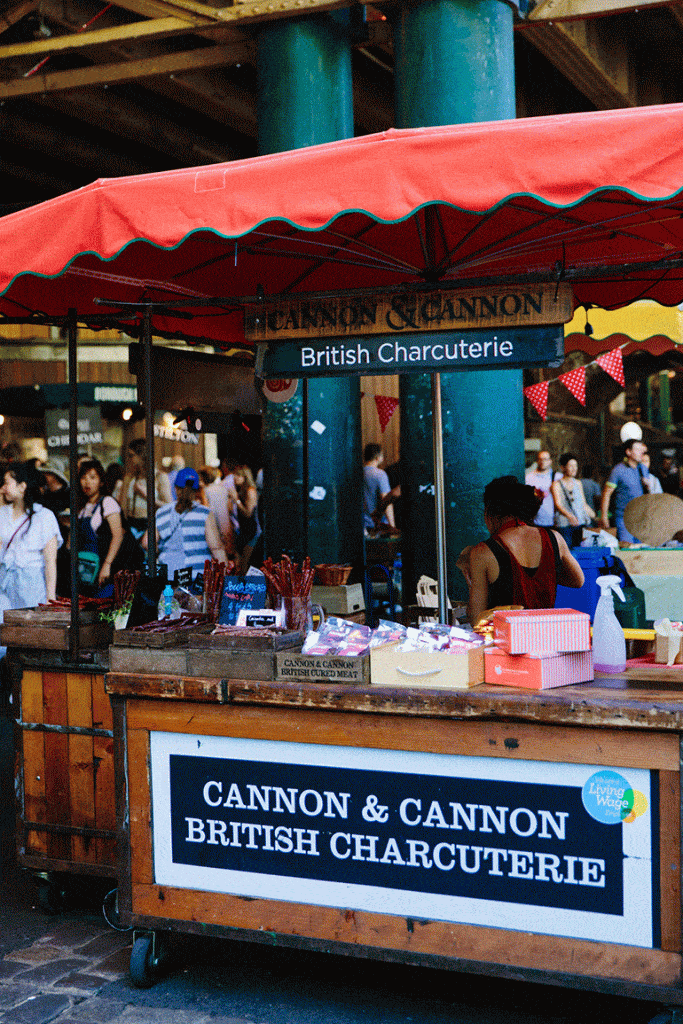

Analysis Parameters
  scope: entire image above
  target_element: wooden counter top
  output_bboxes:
[105,670,683,732]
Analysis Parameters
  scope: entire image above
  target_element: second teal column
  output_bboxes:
[393,0,525,605]
[257,13,363,567]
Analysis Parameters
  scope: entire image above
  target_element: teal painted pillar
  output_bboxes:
[660,370,673,433]
[393,0,523,605]
[257,13,363,566]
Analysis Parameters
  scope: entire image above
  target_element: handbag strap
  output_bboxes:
[4,514,29,552]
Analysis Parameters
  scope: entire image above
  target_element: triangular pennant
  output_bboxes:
[374,394,399,432]
[595,347,626,387]
[523,381,549,420]
[558,366,586,406]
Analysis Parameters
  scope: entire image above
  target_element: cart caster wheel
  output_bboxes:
[129,933,169,989]
[130,935,156,988]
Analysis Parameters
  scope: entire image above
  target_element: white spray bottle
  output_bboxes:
[593,575,626,673]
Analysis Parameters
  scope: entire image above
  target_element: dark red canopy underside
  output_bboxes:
[2,105,683,346]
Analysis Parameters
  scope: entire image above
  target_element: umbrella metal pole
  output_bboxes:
[302,377,309,561]
[142,310,157,576]
[68,309,80,660]
[431,372,448,623]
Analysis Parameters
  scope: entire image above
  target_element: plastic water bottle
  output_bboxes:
[593,575,626,673]
[158,583,180,620]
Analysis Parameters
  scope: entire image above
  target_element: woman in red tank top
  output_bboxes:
[457,476,585,626]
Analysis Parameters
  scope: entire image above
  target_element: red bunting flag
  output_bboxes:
[595,347,625,387]
[523,381,549,420]
[374,394,399,432]
[558,366,586,406]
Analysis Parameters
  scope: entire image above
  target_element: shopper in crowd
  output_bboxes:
[600,439,650,542]
[104,462,124,502]
[640,452,663,494]
[39,461,70,516]
[580,465,602,517]
[166,454,185,492]
[199,465,235,557]
[0,460,62,617]
[363,443,395,531]
[524,449,555,527]
[227,465,261,574]
[657,448,681,495]
[75,458,128,596]
[120,438,173,535]
[144,467,227,579]
[551,452,596,548]
[457,475,584,626]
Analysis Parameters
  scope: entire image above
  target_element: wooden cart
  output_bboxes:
[107,668,683,1014]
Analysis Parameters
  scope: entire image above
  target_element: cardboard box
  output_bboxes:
[370,641,484,690]
[275,652,369,684]
[493,608,590,655]
[655,631,683,665]
[311,583,365,614]
[485,646,594,689]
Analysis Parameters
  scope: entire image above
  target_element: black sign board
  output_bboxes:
[171,755,623,914]
[256,325,564,379]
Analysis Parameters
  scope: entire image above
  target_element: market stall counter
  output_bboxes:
[106,666,683,1008]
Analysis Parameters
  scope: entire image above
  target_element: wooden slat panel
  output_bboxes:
[128,729,153,884]
[68,733,96,864]
[21,669,44,724]
[67,672,92,729]
[21,730,47,856]
[44,732,70,860]
[125,700,680,771]
[94,735,117,866]
[42,671,67,726]
[130,883,682,987]
[660,770,681,953]
[92,673,113,732]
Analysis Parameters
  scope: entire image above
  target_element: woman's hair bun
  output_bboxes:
[484,475,543,524]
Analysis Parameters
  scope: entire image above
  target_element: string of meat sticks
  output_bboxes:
[261,555,315,601]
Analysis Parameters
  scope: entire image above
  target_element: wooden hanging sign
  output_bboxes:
[245,282,573,342]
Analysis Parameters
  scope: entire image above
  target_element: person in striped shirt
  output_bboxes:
[143,466,227,580]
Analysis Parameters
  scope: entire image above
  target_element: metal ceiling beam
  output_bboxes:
[36,85,239,163]
[0,1,38,36]
[0,17,218,62]
[0,41,251,99]
[527,0,672,21]
[520,16,637,108]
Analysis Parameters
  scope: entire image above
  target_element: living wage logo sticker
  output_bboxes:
[582,769,648,825]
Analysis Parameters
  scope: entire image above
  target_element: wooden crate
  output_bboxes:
[1,621,113,650]
[15,664,117,876]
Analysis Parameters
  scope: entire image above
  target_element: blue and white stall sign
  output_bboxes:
[150,734,656,948]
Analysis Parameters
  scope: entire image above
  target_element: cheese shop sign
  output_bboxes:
[150,734,655,948]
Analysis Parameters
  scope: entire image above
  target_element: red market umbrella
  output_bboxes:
[3,103,683,343]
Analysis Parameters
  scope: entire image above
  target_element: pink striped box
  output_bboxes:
[492,608,590,655]
[485,647,594,689]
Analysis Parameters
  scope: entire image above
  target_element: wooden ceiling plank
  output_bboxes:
[671,1,683,27]
[0,41,252,98]
[527,0,672,20]
[522,18,636,108]
[0,1,38,37]
[0,17,220,62]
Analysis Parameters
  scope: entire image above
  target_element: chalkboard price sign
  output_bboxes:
[218,575,267,625]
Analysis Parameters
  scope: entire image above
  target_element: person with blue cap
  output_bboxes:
[143,466,227,579]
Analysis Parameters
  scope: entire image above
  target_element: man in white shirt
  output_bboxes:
[525,450,555,527]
